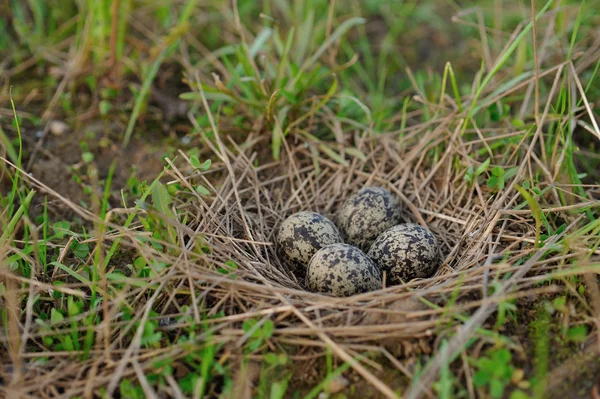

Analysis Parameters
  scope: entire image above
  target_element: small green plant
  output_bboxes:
[33,295,96,360]
[473,347,517,399]
[549,296,590,343]
[119,378,145,399]
[488,281,517,329]
[487,166,519,191]
[176,312,228,397]
[566,325,588,343]
[242,318,275,353]
[189,155,213,195]
[256,352,291,399]
[432,341,467,399]
[217,260,239,278]
[464,157,490,185]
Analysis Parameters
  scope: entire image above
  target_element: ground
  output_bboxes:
[1,1,600,398]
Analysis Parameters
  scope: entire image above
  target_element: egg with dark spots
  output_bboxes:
[367,223,439,285]
[336,187,403,252]
[306,243,382,297]
[276,211,343,275]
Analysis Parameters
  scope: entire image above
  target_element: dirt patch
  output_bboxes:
[8,118,167,223]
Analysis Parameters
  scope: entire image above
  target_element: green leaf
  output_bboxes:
[249,27,272,58]
[52,221,71,239]
[199,159,212,171]
[494,348,511,365]
[0,124,19,164]
[67,297,80,318]
[512,119,525,128]
[552,296,567,311]
[492,166,505,177]
[49,262,92,285]
[99,100,111,115]
[248,339,262,351]
[190,157,212,171]
[195,185,211,196]
[133,257,146,270]
[189,155,201,168]
[51,308,64,324]
[345,147,367,162]
[318,143,349,167]
[262,320,274,339]
[504,166,519,180]
[180,92,203,101]
[270,381,288,399]
[475,158,491,176]
[487,176,499,189]
[242,318,257,333]
[473,370,490,387]
[555,223,567,236]
[151,182,175,218]
[120,379,145,399]
[567,325,588,342]
[62,335,75,351]
[337,94,372,122]
[488,103,503,121]
[274,27,294,90]
[464,167,474,182]
[510,390,532,399]
[489,379,505,399]
[82,152,94,164]
[73,243,90,258]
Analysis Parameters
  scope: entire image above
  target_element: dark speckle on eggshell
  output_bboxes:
[367,223,439,285]
[307,243,382,297]
[276,211,343,275]
[336,187,404,252]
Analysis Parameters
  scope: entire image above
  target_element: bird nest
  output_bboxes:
[163,124,559,363]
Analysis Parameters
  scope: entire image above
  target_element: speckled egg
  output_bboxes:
[276,211,343,274]
[367,223,439,285]
[306,243,382,297]
[336,187,403,252]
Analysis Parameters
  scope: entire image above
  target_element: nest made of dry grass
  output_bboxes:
[158,113,598,394]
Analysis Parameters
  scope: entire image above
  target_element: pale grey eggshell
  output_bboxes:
[306,243,382,297]
[276,211,343,275]
[367,223,439,285]
[336,187,403,252]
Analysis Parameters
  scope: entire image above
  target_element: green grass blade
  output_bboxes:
[288,17,365,91]
[567,0,584,61]
[462,0,554,134]
[0,190,35,245]
[121,48,168,148]
[0,125,18,165]
[249,27,272,58]
[122,0,198,148]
